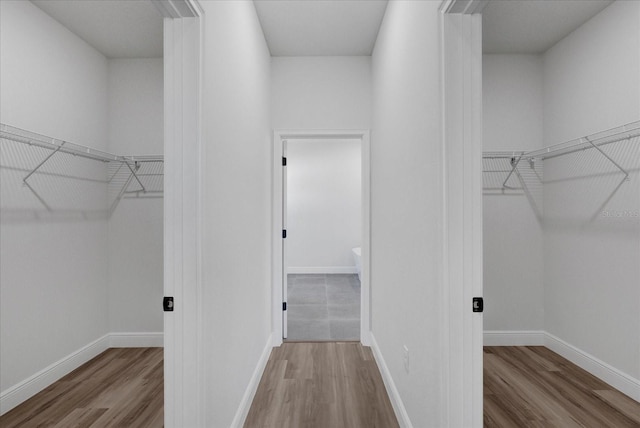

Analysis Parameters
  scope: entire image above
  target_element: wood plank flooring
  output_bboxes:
[484,346,640,427]
[0,348,163,428]
[4,344,638,427]
[244,342,399,428]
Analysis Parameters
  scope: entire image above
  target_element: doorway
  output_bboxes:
[272,130,371,346]
[284,138,362,341]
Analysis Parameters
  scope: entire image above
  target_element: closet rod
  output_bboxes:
[0,123,163,163]
[482,151,525,159]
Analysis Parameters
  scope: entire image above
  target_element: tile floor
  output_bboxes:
[287,274,361,341]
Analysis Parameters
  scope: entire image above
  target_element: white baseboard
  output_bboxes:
[109,332,164,348]
[369,334,413,428]
[483,330,545,346]
[544,332,640,402]
[288,266,357,274]
[231,333,273,428]
[360,328,372,347]
[0,334,110,415]
[1,331,165,416]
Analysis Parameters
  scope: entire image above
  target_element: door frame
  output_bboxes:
[272,129,371,346]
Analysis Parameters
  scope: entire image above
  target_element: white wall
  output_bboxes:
[107,58,163,334]
[271,56,371,130]
[543,1,639,145]
[0,1,108,146]
[483,55,544,153]
[482,55,545,332]
[287,139,361,273]
[0,0,109,396]
[199,2,272,426]
[371,1,445,425]
[542,0,640,380]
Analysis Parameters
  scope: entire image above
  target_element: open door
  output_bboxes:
[272,130,371,346]
[159,1,204,426]
[282,140,288,339]
[440,1,484,426]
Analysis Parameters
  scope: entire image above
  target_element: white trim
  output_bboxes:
[272,129,372,347]
[109,332,164,348]
[153,0,202,19]
[230,334,273,428]
[544,332,640,402]
[483,330,545,346]
[163,7,204,427]
[440,9,484,428]
[0,334,110,415]
[369,334,413,428]
[440,0,488,14]
[287,267,357,275]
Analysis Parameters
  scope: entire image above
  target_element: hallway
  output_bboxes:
[244,342,399,428]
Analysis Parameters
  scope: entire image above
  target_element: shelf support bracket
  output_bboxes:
[23,141,66,184]
[23,181,53,212]
[584,137,629,180]
[125,161,147,193]
[502,155,522,189]
[108,168,136,217]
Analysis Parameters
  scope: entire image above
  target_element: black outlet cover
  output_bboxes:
[163,296,174,312]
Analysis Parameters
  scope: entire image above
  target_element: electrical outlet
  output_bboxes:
[403,345,409,372]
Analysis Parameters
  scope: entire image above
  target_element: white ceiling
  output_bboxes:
[254,0,388,56]
[482,0,614,54]
[31,0,163,59]
[29,0,615,59]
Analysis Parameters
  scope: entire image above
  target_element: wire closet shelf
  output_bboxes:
[483,120,640,190]
[0,123,163,218]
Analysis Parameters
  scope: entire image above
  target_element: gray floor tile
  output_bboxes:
[326,273,357,281]
[288,304,329,320]
[288,285,327,304]
[329,320,360,341]
[293,276,326,286]
[324,276,355,288]
[287,274,361,341]
[327,286,359,305]
[288,319,331,341]
[327,282,360,293]
[328,304,360,320]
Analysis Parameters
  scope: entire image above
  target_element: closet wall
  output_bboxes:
[542,0,640,381]
[107,59,163,336]
[483,54,544,333]
[0,0,109,396]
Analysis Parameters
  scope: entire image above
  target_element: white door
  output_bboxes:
[282,140,288,339]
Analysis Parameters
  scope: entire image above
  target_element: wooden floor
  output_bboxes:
[484,346,640,427]
[3,344,639,427]
[0,348,163,428]
[245,342,399,428]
